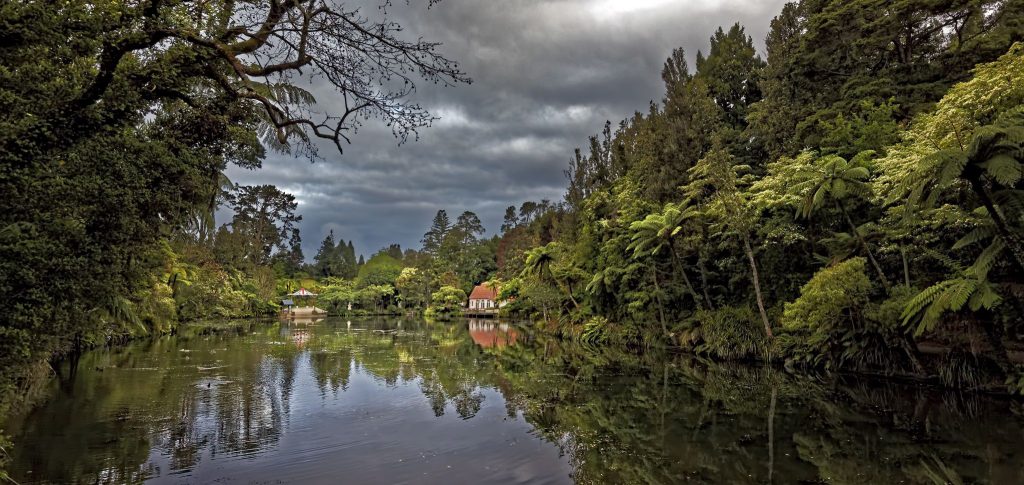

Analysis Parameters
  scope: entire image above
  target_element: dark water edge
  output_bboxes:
[4,316,1024,484]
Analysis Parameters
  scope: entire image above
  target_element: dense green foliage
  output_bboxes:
[490,1,1024,390]
[0,0,467,419]
[3,0,1024,437]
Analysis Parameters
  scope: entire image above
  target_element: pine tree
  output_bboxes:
[314,230,338,277]
[422,209,451,254]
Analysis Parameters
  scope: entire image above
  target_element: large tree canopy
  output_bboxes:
[0,0,468,407]
[1,0,469,156]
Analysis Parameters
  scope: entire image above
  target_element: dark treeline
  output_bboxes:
[489,1,1024,392]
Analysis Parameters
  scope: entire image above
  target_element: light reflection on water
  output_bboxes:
[5,317,1024,484]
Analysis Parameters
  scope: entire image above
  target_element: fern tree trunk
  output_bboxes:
[742,235,773,339]
[901,246,911,287]
[698,226,715,310]
[559,279,581,311]
[837,199,891,290]
[968,174,1024,275]
[697,255,715,310]
[650,264,669,337]
[546,266,581,311]
[669,245,703,311]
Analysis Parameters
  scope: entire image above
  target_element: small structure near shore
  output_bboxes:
[283,288,326,317]
[467,284,503,317]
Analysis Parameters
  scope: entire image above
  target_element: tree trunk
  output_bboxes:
[696,253,714,310]
[651,264,669,337]
[743,235,773,339]
[697,227,715,310]
[900,336,926,376]
[669,245,703,311]
[901,246,911,287]
[563,280,581,310]
[968,174,1024,275]
[837,199,890,290]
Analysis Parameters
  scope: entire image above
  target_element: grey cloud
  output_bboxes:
[226,0,789,259]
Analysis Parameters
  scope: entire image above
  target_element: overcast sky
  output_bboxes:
[225,0,790,260]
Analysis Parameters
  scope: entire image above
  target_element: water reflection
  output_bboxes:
[5,317,1024,484]
[468,319,519,348]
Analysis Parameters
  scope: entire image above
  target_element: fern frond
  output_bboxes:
[965,238,1005,279]
[932,149,968,187]
[968,280,1002,311]
[952,226,995,249]
[992,189,1024,218]
[981,153,1023,187]
[902,279,954,328]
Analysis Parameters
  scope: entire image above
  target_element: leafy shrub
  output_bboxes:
[782,258,872,332]
[695,306,768,360]
[781,258,920,372]
[425,286,466,319]
[580,316,610,345]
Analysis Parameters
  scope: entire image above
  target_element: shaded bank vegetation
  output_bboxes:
[486,1,1024,392]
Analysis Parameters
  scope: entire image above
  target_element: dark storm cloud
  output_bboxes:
[225,0,789,259]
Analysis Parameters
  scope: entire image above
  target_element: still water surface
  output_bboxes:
[5,317,1024,483]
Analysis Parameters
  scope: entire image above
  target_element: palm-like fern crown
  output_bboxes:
[790,150,875,219]
[522,243,557,279]
[627,202,697,258]
[968,107,1024,188]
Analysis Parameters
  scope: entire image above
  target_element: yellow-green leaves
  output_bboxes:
[875,42,1024,205]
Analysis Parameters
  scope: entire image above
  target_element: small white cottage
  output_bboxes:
[467,284,499,310]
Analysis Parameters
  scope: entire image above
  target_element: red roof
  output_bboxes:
[468,285,498,300]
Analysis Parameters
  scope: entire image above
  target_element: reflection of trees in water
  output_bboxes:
[485,337,1024,484]
[306,318,492,419]
[309,349,353,395]
[10,318,1024,484]
[8,322,302,482]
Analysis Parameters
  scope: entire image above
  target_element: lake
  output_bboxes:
[4,317,1024,484]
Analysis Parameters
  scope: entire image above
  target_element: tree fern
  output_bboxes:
[249,82,318,107]
[100,295,148,334]
[902,275,1002,335]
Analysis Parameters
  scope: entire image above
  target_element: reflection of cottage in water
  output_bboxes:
[468,320,518,348]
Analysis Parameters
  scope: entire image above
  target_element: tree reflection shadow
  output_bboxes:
[7,317,1024,484]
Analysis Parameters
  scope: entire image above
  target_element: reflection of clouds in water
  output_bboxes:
[11,316,1024,484]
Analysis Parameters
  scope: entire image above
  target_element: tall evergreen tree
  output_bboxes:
[501,206,520,233]
[422,210,451,255]
[314,231,338,277]
[224,184,302,266]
